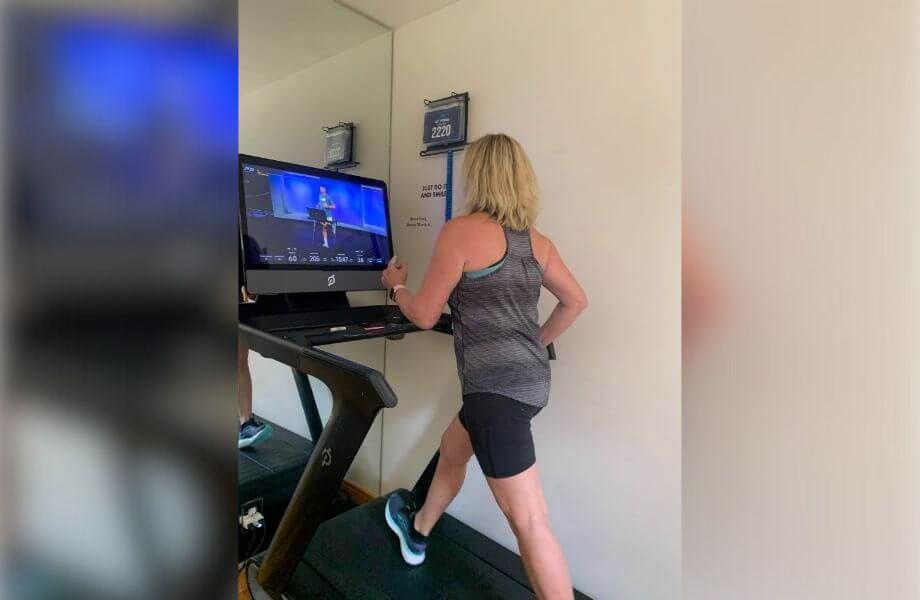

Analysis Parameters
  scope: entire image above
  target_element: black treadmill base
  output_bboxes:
[256,492,592,599]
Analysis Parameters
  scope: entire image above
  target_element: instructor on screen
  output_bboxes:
[317,185,336,248]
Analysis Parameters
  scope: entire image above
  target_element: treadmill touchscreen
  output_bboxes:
[241,160,391,268]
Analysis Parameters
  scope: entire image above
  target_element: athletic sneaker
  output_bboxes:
[239,418,272,449]
[384,493,428,566]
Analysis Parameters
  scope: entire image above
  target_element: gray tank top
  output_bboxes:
[448,227,551,408]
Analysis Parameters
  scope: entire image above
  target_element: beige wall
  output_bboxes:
[683,1,920,598]
[239,32,393,493]
[384,1,681,597]
[240,32,392,181]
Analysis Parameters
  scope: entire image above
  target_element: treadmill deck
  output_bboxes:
[271,492,592,599]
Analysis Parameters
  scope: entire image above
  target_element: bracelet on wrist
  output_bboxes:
[389,284,407,302]
[390,283,406,302]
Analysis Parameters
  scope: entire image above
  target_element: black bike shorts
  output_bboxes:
[458,392,543,479]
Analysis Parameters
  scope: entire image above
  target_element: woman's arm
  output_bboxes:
[381,221,466,329]
[539,240,588,345]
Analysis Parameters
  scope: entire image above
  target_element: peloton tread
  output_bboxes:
[298,494,531,599]
[285,492,593,599]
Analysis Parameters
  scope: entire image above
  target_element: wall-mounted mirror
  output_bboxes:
[238,0,392,547]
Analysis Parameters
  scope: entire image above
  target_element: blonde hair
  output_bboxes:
[463,133,539,230]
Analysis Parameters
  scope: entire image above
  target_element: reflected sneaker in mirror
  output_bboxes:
[239,417,272,449]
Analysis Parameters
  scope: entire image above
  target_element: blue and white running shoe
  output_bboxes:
[385,493,428,566]
[239,417,272,449]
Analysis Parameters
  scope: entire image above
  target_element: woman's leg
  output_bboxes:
[487,464,573,600]
[238,337,273,449]
[238,337,252,423]
[413,416,474,535]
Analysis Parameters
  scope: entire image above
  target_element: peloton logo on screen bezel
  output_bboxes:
[327,274,336,287]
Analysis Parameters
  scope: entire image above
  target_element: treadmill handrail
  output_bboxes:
[239,322,397,408]
[238,317,453,596]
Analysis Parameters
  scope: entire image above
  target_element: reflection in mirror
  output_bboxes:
[238,0,392,548]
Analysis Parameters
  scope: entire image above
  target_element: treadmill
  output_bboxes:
[239,316,589,599]
[238,156,589,598]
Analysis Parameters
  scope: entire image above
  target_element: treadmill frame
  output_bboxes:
[239,322,400,595]
[240,315,554,598]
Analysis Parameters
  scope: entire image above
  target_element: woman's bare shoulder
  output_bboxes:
[443,213,501,236]
[436,215,486,249]
[440,214,479,237]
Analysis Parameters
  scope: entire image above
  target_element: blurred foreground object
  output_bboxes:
[4,1,238,598]
[684,0,920,598]
[682,220,724,355]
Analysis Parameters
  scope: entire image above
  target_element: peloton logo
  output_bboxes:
[321,447,332,466]
[327,274,336,287]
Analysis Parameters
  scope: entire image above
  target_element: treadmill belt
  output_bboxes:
[284,492,593,599]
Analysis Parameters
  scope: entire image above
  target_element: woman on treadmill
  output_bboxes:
[381,134,587,599]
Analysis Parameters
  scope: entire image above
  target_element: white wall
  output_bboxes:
[683,1,920,599]
[240,32,392,493]
[240,32,392,181]
[239,0,387,93]
[384,1,681,598]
